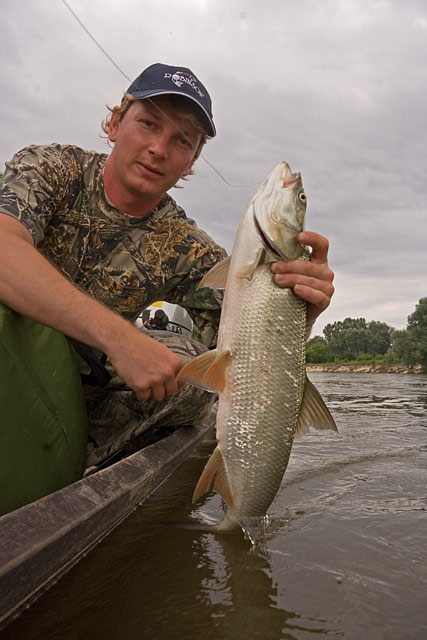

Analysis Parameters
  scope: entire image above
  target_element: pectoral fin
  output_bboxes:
[235,248,266,280]
[193,445,234,507]
[177,349,231,393]
[295,377,338,437]
[197,256,231,290]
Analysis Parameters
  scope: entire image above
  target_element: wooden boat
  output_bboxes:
[0,415,215,629]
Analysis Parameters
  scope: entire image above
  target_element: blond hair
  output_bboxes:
[101,93,210,161]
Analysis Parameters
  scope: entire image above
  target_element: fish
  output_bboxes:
[178,161,337,532]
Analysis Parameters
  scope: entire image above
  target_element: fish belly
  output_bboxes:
[217,264,306,524]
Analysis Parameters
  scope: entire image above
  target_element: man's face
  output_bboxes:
[107,98,202,208]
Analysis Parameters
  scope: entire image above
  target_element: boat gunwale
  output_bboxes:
[0,416,215,628]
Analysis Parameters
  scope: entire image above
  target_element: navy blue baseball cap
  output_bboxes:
[126,63,216,137]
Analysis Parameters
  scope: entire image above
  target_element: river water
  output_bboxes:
[3,373,427,640]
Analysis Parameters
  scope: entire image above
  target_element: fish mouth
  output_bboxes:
[282,172,301,188]
[280,163,301,188]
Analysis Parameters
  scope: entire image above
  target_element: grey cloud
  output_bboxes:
[0,0,425,333]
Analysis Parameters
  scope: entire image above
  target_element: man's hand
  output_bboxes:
[107,329,184,403]
[270,231,335,336]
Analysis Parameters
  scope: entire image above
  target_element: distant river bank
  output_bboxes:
[306,362,423,374]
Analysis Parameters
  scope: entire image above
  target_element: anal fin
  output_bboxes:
[193,445,234,507]
[235,248,266,280]
[295,376,338,437]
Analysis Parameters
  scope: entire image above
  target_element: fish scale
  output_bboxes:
[218,264,307,523]
[178,161,337,532]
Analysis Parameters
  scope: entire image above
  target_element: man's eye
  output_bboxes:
[178,137,192,149]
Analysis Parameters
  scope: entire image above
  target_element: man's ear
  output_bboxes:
[108,108,120,143]
[181,157,197,178]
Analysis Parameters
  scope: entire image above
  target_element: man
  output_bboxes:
[0,63,334,468]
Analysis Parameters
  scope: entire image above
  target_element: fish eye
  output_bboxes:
[298,191,307,203]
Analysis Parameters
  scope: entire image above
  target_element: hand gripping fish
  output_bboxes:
[178,162,337,532]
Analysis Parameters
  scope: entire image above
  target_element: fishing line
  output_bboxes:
[61,0,264,189]
[61,0,132,83]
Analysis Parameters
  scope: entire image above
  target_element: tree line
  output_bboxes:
[307,298,427,372]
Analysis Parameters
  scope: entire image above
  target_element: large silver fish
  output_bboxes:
[179,162,337,531]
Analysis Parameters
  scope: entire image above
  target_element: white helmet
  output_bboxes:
[136,302,193,337]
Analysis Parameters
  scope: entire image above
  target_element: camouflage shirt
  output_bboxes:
[0,144,226,347]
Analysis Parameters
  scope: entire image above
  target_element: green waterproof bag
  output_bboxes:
[0,304,88,516]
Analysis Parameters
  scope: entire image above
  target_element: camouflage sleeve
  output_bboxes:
[0,145,80,245]
[163,223,227,349]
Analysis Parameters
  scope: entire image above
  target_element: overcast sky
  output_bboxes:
[1,0,426,336]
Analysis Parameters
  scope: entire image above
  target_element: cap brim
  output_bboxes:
[129,89,216,137]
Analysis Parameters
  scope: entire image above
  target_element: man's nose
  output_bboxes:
[148,133,169,158]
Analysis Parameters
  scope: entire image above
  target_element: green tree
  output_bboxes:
[306,336,332,363]
[323,317,393,360]
[391,329,419,367]
[323,317,368,358]
[366,320,392,355]
[391,298,427,372]
[407,298,427,371]
[408,297,427,331]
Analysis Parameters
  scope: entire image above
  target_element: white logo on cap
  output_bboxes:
[164,72,205,99]
[171,73,184,87]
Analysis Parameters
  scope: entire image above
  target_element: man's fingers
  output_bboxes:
[136,388,153,402]
[299,231,329,264]
[268,230,334,333]
[294,283,331,310]
[272,269,335,297]
[164,377,180,397]
[272,260,333,280]
[135,376,181,404]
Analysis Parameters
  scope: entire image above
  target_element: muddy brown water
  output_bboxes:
[2,373,427,640]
